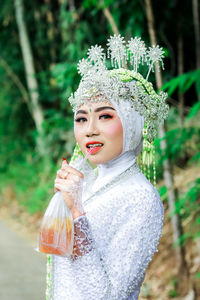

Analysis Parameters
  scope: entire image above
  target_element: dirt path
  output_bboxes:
[0,219,46,300]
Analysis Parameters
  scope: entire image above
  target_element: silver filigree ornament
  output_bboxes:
[87,45,105,64]
[107,34,126,68]
[68,35,168,142]
[127,37,146,72]
[77,58,92,77]
[146,45,165,80]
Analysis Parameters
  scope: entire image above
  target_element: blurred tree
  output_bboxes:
[192,0,200,71]
[14,0,48,157]
[145,0,190,295]
[192,0,200,101]
[177,1,184,126]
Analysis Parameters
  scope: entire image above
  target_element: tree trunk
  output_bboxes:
[103,7,119,36]
[145,0,189,295]
[192,0,200,100]
[44,0,56,62]
[177,13,184,127]
[0,56,30,107]
[14,0,48,156]
[192,0,200,69]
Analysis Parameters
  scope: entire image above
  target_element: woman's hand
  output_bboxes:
[54,159,84,219]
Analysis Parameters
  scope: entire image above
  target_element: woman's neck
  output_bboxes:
[92,151,136,192]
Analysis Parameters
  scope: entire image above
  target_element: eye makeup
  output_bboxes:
[75,113,113,122]
[99,114,113,119]
[75,117,87,122]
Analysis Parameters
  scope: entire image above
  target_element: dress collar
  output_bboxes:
[92,151,136,193]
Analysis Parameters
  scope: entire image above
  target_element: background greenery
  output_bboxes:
[0,0,199,298]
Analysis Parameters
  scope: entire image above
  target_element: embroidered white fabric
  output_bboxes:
[51,152,164,300]
[110,88,144,154]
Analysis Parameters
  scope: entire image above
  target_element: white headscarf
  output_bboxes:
[110,96,144,156]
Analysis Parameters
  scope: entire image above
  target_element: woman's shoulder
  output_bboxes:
[115,173,164,215]
[108,178,164,238]
[119,171,159,197]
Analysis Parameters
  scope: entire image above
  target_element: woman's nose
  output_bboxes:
[86,119,99,137]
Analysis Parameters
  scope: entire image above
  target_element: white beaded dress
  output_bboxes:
[44,33,170,299]
[51,146,164,300]
[47,65,166,299]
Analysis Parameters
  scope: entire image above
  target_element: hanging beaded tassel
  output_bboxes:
[46,255,53,300]
[139,124,157,187]
[152,144,156,187]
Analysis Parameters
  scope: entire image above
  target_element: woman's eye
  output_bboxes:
[75,117,87,123]
[100,114,112,120]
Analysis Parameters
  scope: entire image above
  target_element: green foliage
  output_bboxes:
[196,272,200,279]
[0,154,58,214]
[158,103,200,255]
[165,126,199,163]
[176,178,200,241]
[168,290,179,298]
[187,101,200,119]
[168,277,179,298]
[157,76,200,268]
[158,185,168,202]
[162,69,200,96]
[0,0,199,225]
[156,99,200,169]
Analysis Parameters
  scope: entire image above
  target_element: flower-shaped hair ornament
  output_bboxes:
[77,58,91,77]
[107,34,126,68]
[146,45,165,80]
[127,37,147,72]
[87,45,105,64]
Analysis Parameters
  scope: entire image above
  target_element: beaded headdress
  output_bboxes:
[68,35,169,186]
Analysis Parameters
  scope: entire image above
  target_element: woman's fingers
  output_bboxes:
[54,160,83,194]
[61,161,84,179]
[54,183,71,193]
[54,180,78,194]
[56,169,67,179]
[56,169,81,181]
[55,177,80,186]
[55,178,72,185]
[56,171,81,181]
[54,186,59,193]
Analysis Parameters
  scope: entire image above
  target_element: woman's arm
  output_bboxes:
[71,214,94,259]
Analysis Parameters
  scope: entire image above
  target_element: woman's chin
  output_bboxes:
[88,153,118,165]
[81,147,122,165]
[87,153,108,165]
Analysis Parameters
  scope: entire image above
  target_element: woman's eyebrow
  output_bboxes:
[95,106,115,112]
[76,106,115,115]
[76,109,87,115]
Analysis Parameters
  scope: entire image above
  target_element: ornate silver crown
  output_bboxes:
[69,35,169,142]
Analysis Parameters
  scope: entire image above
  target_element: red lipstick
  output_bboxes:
[86,141,104,154]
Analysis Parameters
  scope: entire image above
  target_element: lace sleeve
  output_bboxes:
[71,215,94,260]
[52,188,164,300]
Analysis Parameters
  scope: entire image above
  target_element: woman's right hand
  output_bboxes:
[54,159,84,213]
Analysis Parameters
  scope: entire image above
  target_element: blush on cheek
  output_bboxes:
[107,121,123,137]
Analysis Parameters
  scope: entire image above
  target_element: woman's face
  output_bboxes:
[74,101,123,165]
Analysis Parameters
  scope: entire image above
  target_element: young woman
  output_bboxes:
[47,35,169,300]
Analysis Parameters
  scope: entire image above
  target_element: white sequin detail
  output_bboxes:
[52,173,164,300]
